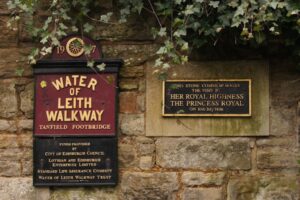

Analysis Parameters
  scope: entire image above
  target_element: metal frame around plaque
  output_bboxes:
[162,79,252,117]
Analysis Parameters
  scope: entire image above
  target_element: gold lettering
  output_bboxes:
[46,110,104,122]
[79,76,87,87]
[51,77,64,90]
[46,110,58,121]
[87,78,97,91]
[96,110,104,121]
[71,75,79,85]
[71,110,78,121]
[65,98,72,109]
[57,98,64,109]
[84,97,92,108]
[51,75,98,91]
[170,100,183,106]
[65,76,72,87]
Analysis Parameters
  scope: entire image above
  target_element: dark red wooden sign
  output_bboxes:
[34,73,117,136]
[33,35,122,186]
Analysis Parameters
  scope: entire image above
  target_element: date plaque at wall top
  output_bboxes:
[52,35,101,60]
[34,73,117,136]
[163,80,251,117]
[33,137,117,186]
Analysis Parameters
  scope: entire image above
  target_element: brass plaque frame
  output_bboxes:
[162,79,252,117]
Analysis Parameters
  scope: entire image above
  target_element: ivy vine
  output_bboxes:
[6,0,300,76]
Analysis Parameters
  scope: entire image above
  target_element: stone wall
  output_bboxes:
[0,2,299,200]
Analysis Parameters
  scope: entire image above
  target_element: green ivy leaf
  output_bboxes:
[15,67,24,77]
[184,5,196,15]
[135,2,143,14]
[228,1,238,8]
[254,32,266,44]
[175,0,185,5]
[59,23,68,30]
[269,1,278,9]
[158,27,167,37]
[96,63,106,71]
[156,47,167,54]
[84,45,93,55]
[209,1,220,8]
[174,29,186,37]
[83,23,93,33]
[234,5,245,17]
[71,26,78,32]
[154,58,163,67]
[87,60,95,68]
[100,12,113,23]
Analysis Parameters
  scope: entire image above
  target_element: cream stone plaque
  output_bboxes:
[146,61,269,136]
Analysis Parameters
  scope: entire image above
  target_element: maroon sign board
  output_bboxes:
[35,73,117,136]
[32,35,122,186]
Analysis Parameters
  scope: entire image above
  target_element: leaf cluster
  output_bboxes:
[6,0,300,76]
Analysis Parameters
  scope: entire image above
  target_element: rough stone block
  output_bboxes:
[0,48,32,78]
[119,114,144,136]
[0,79,17,118]
[18,119,33,131]
[50,187,118,200]
[156,138,251,169]
[92,15,154,41]
[0,16,18,46]
[227,175,299,200]
[119,79,139,90]
[136,136,154,144]
[121,172,178,200]
[182,188,222,200]
[0,1,10,14]
[137,137,155,156]
[182,171,226,186]
[120,65,144,78]
[118,143,138,168]
[137,143,155,156]
[257,147,298,169]
[139,156,154,170]
[0,178,35,200]
[139,79,146,92]
[0,134,32,148]
[20,82,34,119]
[35,188,50,200]
[0,120,17,132]
[270,60,300,107]
[137,94,145,112]
[256,136,297,147]
[0,160,21,177]
[21,160,32,176]
[102,44,157,67]
[0,148,32,161]
[119,92,138,113]
[270,106,297,136]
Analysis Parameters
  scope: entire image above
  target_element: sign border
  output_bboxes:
[33,73,118,137]
[162,79,252,117]
[33,60,123,137]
